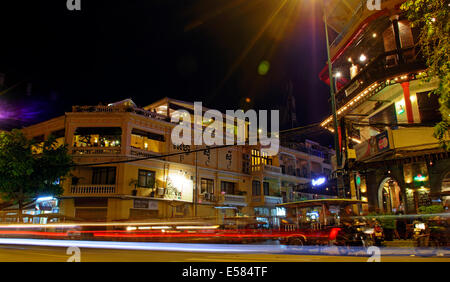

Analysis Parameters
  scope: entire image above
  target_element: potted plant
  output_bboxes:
[129,179,138,196]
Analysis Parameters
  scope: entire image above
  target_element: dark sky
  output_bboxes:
[0,0,334,146]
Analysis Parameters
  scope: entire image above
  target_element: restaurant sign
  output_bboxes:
[355,130,391,161]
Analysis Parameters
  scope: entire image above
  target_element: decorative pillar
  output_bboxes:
[401,82,414,123]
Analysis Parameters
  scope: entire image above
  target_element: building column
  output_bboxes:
[401,82,414,123]
[390,15,404,64]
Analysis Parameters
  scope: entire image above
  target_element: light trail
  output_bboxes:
[0,238,448,257]
[0,220,213,229]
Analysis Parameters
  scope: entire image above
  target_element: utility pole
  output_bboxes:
[322,1,341,168]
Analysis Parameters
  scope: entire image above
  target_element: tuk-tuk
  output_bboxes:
[276,199,372,246]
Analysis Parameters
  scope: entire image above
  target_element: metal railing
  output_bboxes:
[70,184,116,194]
[264,196,283,205]
[251,195,283,204]
[251,164,282,174]
[221,194,247,205]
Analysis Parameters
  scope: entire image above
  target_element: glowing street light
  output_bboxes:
[359,54,367,62]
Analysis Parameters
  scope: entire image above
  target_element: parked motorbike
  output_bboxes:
[335,220,374,248]
[413,220,428,247]
[372,224,384,246]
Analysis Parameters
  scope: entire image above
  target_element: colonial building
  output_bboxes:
[18,97,335,224]
[318,0,449,214]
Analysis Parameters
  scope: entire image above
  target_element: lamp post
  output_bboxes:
[322,1,341,168]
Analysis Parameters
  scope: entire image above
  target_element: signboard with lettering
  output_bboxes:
[355,130,392,161]
[345,80,360,97]
[133,199,158,210]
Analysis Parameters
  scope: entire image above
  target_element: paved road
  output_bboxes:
[0,244,448,262]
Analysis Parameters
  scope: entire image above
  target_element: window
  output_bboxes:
[417,91,441,123]
[138,169,156,188]
[92,167,116,184]
[251,149,272,167]
[252,180,261,196]
[263,182,270,196]
[73,127,122,148]
[131,128,165,152]
[201,178,214,194]
[221,181,235,194]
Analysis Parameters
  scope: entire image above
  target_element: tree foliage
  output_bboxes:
[0,130,73,218]
[401,0,450,150]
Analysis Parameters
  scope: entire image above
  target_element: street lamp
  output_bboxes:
[359,54,367,62]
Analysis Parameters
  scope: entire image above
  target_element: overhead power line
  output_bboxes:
[73,144,237,167]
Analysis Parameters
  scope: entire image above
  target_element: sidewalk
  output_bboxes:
[383,239,415,248]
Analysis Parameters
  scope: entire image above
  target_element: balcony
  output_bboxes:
[219,194,247,206]
[69,184,116,195]
[130,147,160,158]
[72,105,169,121]
[198,193,219,204]
[251,164,282,175]
[355,127,448,162]
[251,195,283,206]
[335,47,424,109]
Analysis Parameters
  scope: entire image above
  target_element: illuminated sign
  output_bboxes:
[275,207,286,217]
[356,174,361,186]
[312,177,326,186]
[414,174,427,182]
[35,197,58,212]
[306,211,319,220]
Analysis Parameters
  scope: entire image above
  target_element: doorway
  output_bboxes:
[378,177,403,213]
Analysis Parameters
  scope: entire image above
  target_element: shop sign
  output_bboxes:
[355,130,391,161]
[134,199,158,210]
[376,131,390,152]
[345,80,360,97]
[36,197,58,212]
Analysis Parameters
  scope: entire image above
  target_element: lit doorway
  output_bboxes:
[378,177,403,213]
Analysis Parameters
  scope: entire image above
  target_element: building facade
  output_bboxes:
[318,0,449,214]
[19,97,335,224]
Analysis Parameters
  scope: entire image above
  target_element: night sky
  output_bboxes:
[0,0,334,146]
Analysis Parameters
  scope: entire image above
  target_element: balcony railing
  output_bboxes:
[263,196,283,205]
[220,194,247,206]
[335,47,424,109]
[251,164,282,174]
[251,195,283,205]
[130,148,159,158]
[70,184,116,194]
[72,105,169,121]
[72,147,121,155]
[198,193,219,203]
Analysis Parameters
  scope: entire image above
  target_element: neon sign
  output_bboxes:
[413,174,426,182]
[312,177,326,186]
